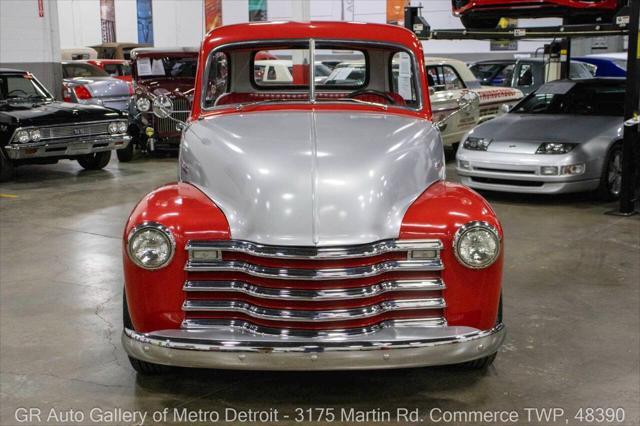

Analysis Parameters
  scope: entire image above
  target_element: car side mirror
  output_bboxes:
[153,95,174,119]
[501,104,511,114]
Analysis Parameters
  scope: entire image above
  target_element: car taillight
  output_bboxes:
[73,85,92,100]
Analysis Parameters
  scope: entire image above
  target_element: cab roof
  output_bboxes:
[202,21,422,52]
[130,46,199,59]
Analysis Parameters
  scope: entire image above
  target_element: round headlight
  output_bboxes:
[15,130,30,143]
[453,221,500,269]
[127,223,175,270]
[29,129,41,142]
[117,121,128,133]
[136,97,151,112]
[108,122,119,134]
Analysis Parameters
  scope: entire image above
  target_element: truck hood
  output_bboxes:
[0,101,123,127]
[181,110,444,246]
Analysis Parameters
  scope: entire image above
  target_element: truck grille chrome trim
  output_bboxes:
[182,298,446,322]
[184,259,443,279]
[183,279,445,300]
[180,318,448,336]
[186,238,443,260]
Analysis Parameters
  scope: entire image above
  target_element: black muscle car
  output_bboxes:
[0,68,131,181]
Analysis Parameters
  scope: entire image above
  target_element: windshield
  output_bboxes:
[512,82,625,116]
[0,73,52,101]
[135,56,197,79]
[63,63,109,78]
[203,40,421,111]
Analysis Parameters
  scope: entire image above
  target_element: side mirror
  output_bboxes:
[501,104,511,114]
[153,95,174,119]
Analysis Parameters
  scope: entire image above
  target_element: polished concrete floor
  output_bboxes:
[1,154,638,426]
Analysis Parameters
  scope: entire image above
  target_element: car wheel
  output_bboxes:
[460,15,500,29]
[116,140,135,162]
[0,150,15,182]
[597,142,623,201]
[77,151,111,170]
[123,292,170,375]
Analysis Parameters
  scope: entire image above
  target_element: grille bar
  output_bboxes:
[182,298,445,322]
[39,122,110,141]
[181,318,447,335]
[183,279,445,300]
[186,238,443,260]
[185,259,443,279]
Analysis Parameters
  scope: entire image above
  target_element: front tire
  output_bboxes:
[596,142,623,201]
[0,150,15,182]
[123,292,170,375]
[77,151,111,170]
[116,140,135,162]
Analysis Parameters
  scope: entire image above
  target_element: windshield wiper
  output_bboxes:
[235,98,303,109]
[319,97,389,109]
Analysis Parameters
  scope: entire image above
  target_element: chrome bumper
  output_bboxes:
[122,323,505,371]
[5,135,131,160]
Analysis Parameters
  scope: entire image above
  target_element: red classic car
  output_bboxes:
[452,0,621,28]
[121,47,198,161]
[121,21,505,374]
[86,59,132,82]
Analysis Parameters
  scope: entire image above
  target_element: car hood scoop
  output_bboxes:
[181,110,443,246]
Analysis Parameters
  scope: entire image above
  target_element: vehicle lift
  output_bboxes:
[405,2,639,216]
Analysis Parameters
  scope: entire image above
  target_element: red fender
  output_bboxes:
[400,181,504,330]
[123,183,230,332]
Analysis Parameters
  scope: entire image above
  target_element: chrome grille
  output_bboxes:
[40,122,110,140]
[183,239,447,336]
[156,97,191,137]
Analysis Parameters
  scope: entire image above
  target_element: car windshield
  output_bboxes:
[63,63,110,78]
[512,82,625,116]
[203,41,421,111]
[0,74,52,101]
[135,56,198,79]
[469,63,505,81]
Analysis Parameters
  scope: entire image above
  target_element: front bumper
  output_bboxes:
[122,323,505,371]
[4,134,131,160]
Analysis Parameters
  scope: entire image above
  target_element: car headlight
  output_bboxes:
[117,121,128,133]
[136,97,151,112]
[29,129,41,142]
[14,130,30,143]
[108,122,119,134]
[127,223,175,270]
[535,142,576,154]
[463,136,492,151]
[453,221,500,269]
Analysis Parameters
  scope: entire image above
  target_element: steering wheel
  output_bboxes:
[8,89,28,97]
[347,89,396,105]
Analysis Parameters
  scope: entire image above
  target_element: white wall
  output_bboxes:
[54,0,560,56]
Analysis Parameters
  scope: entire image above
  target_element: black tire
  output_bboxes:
[0,150,15,182]
[116,140,134,162]
[123,292,170,375]
[460,15,501,29]
[77,151,111,170]
[596,142,623,201]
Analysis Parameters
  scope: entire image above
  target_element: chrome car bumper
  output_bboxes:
[5,135,131,160]
[122,323,505,371]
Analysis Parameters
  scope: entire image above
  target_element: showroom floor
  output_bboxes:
[1,156,638,425]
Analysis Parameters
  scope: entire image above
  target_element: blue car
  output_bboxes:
[575,54,627,77]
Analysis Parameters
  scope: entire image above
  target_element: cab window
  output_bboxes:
[427,65,465,92]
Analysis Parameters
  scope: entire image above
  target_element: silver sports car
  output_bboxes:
[456,78,625,200]
[61,62,131,111]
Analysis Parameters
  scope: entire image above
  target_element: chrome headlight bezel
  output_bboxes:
[117,120,128,133]
[453,221,501,269]
[108,121,119,134]
[14,129,30,143]
[136,96,151,112]
[127,222,176,270]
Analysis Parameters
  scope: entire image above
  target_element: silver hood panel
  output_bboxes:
[180,111,443,246]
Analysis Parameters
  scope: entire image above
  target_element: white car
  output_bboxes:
[426,57,523,130]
